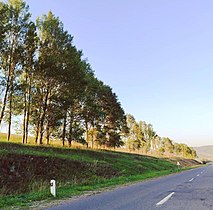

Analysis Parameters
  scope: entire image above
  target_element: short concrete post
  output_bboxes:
[50,179,56,197]
[177,161,180,170]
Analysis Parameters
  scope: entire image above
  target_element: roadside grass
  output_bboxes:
[0,140,200,209]
[0,169,178,209]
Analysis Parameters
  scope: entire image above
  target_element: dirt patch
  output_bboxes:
[166,157,201,167]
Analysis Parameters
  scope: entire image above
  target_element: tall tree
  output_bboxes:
[0,0,31,142]
[97,85,127,149]
[59,51,87,147]
[20,22,37,144]
[81,74,103,148]
[35,11,71,144]
[35,11,88,145]
[125,115,145,152]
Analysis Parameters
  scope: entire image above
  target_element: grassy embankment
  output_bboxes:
[0,134,200,209]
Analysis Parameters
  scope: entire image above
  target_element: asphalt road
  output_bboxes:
[46,165,213,210]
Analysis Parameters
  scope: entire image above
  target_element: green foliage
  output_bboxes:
[125,114,144,151]
[123,115,197,159]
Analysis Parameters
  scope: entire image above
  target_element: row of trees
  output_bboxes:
[0,0,127,148]
[0,0,196,159]
[124,114,197,158]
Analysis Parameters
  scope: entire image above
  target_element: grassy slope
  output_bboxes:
[0,141,200,209]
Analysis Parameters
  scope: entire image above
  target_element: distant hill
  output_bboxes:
[194,145,213,160]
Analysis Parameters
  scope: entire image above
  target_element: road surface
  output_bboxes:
[46,165,213,210]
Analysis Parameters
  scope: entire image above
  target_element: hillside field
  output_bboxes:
[0,140,201,209]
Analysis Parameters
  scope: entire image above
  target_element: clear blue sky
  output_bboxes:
[25,0,213,147]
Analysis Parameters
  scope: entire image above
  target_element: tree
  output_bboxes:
[34,11,89,146]
[177,143,197,158]
[96,85,127,149]
[0,0,31,142]
[125,114,144,152]
[161,137,174,154]
[35,11,73,144]
[80,74,103,148]
[56,48,88,147]
[0,2,7,49]
[20,22,37,144]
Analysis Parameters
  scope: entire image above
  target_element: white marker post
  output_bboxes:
[50,180,56,197]
[177,161,180,170]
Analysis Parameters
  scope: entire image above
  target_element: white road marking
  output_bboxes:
[197,174,200,177]
[156,192,175,206]
[189,178,194,182]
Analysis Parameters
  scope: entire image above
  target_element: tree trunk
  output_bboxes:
[62,111,67,147]
[0,76,10,125]
[7,121,11,141]
[68,111,73,147]
[85,121,89,148]
[46,93,51,145]
[35,117,40,144]
[0,40,14,126]
[7,95,12,142]
[25,77,31,144]
[39,88,49,145]
[91,126,94,149]
[35,92,43,144]
[46,119,50,145]
[7,72,14,142]
[22,76,28,144]
[22,93,27,144]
